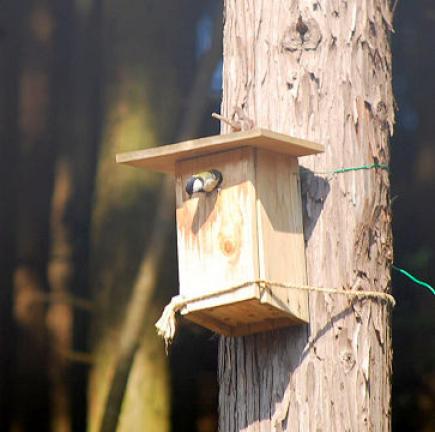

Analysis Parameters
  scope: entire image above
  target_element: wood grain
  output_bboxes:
[186,301,301,337]
[176,147,309,334]
[255,149,308,321]
[175,147,259,300]
[116,128,323,173]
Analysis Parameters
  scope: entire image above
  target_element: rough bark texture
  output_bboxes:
[219,1,394,431]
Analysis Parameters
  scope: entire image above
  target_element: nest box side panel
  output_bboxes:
[175,147,259,307]
[255,149,309,322]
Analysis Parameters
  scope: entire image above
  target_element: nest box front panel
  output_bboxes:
[175,147,259,303]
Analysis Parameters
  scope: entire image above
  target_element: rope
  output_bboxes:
[155,280,395,348]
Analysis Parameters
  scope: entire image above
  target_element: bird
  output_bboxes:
[185,169,223,197]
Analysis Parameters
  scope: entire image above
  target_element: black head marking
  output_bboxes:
[185,177,196,197]
[209,169,223,188]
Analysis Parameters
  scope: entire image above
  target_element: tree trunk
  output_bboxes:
[46,2,77,430]
[218,1,394,431]
[89,2,203,431]
[0,1,21,428]
[47,1,105,430]
[12,1,56,429]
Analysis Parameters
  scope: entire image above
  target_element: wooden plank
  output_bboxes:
[180,284,260,314]
[176,147,308,332]
[254,149,309,322]
[183,299,304,336]
[116,128,323,173]
[175,147,260,300]
[183,310,234,336]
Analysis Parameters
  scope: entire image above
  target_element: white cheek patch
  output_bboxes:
[193,178,203,193]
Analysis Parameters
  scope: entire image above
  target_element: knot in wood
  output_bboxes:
[296,16,309,38]
[217,201,242,262]
[282,16,322,52]
[340,350,356,373]
[222,239,235,255]
[376,100,389,130]
[231,106,255,131]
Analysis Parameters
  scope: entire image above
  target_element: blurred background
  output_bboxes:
[0,1,433,431]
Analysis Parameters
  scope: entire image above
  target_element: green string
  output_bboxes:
[315,163,389,175]
[393,265,435,296]
[332,163,389,174]
[309,163,434,299]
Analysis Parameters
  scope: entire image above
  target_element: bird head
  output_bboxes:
[209,169,223,187]
[185,176,204,197]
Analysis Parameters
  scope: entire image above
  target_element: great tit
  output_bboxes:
[185,169,223,197]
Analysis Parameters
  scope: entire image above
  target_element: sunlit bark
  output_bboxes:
[219,1,394,430]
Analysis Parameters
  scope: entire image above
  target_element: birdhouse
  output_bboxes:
[117,129,323,336]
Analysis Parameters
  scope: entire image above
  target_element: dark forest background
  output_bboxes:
[0,1,433,431]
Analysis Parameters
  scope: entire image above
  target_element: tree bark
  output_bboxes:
[218,1,394,431]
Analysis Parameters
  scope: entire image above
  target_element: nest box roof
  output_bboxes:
[116,128,323,173]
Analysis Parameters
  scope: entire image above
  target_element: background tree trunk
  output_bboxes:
[218,1,394,431]
[12,1,56,429]
[0,1,21,428]
[89,1,204,430]
[47,1,105,430]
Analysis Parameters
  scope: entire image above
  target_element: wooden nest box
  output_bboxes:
[117,129,323,336]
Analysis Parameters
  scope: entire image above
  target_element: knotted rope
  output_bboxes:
[155,280,395,349]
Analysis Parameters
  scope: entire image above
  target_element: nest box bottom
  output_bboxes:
[180,289,307,336]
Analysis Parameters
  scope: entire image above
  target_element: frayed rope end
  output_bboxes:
[155,295,186,352]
